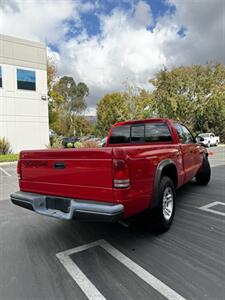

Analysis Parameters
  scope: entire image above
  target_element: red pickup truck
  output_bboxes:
[11,118,210,231]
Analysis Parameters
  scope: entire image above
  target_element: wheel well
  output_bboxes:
[161,164,178,188]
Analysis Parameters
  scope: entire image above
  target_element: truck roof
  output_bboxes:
[113,118,173,127]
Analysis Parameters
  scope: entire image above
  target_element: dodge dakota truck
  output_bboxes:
[11,118,211,231]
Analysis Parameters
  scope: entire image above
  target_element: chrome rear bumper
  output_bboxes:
[11,191,124,222]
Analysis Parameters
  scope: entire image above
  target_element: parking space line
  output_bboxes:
[57,253,106,300]
[0,167,11,177]
[199,201,225,217]
[56,240,186,300]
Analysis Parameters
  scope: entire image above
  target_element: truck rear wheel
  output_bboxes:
[195,157,211,185]
[151,176,176,232]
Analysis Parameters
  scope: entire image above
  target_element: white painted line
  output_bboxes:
[56,240,186,300]
[199,201,225,217]
[211,164,225,167]
[57,254,106,300]
[0,167,11,177]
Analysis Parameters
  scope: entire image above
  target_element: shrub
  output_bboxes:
[80,140,100,148]
[46,137,63,149]
[66,142,74,148]
[74,141,82,148]
[0,137,11,155]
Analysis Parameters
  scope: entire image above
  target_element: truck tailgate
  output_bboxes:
[19,148,114,202]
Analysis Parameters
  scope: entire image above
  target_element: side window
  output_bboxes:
[108,125,130,144]
[180,125,194,144]
[17,69,36,91]
[174,123,194,144]
[131,125,145,143]
[145,122,172,142]
[174,123,185,143]
[0,66,2,88]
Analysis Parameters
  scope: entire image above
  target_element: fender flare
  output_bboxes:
[150,159,177,209]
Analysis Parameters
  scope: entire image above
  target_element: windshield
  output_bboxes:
[199,133,209,138]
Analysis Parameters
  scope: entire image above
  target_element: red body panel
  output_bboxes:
[18,118,204,218]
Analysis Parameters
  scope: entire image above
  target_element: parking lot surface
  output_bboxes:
[0,147,225,300]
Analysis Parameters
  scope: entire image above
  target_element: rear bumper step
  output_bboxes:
[10,191,124,222]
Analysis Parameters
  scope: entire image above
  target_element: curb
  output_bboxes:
[0,161,18,166]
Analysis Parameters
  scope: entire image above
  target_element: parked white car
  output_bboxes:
[198,133,220,147]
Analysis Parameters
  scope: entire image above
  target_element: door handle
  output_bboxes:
[54,162,66,169]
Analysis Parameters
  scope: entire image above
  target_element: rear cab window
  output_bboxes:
[108,122,172,145]
[108,125,130,144]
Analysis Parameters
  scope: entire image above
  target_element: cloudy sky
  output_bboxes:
[1,0,225,115]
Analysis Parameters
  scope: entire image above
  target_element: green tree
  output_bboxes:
[96,88,156,136]
[47,59,61,127]
[54,76,88,114]
[150,64,225,141]
[96,93,128,136]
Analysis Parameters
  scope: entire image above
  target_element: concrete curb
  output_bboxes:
[0,161,18,166]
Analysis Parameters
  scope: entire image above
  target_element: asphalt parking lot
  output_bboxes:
[0,147,225,300]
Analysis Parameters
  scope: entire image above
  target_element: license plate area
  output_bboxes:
[46,197,71,213]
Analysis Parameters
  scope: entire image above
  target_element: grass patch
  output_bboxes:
[0,153,19,163]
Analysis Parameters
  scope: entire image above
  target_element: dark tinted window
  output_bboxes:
[174,123,184,143]
[131,125,145,142]
[145,122,172,142]
[0,66,2,88]
[180,125,194,143]
[108,125,130,144]
[175,123,194,144]
[17,69,36,91]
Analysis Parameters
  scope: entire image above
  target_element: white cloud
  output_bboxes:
[1,0,224,114]
[57,2,167,108]
[0,0,80,44]
[132,0,153,28]
[163,0,225,66]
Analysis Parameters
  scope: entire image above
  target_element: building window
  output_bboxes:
[17,69,36,91]
[0,66,2,88]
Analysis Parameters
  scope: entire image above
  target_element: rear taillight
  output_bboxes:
[17,160,21,180]
[113,159,130,188]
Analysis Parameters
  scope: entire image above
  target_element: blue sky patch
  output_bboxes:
[177,26,187,38]
[64,0,177,40]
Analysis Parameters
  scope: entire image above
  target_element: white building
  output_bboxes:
[0,34,49,153]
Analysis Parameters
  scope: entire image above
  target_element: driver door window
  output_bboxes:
[180,125,195,144]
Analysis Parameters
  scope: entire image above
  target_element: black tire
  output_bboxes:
[215,141,218,146]
[195,157,211,185]
[151,176,176,232]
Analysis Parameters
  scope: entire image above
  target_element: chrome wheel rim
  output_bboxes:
[162,186,174,221]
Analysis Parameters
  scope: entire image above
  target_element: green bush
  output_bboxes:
[66,142,74,148]
[74,141,82,148]
[46,137,63,149]
[0,137,11,155]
